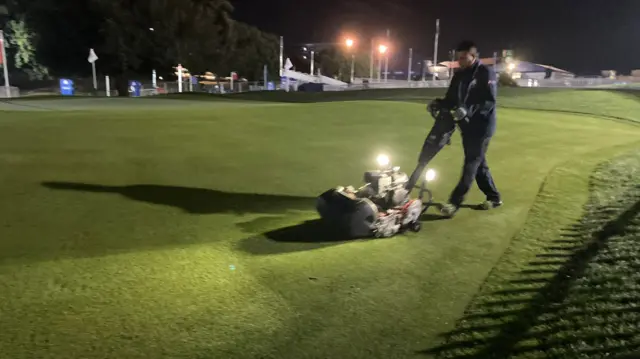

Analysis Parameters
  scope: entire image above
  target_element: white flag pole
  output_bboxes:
[88,48,99,90]
[92,62,97,89]
[105,75,110,97]
[1,30,11,98]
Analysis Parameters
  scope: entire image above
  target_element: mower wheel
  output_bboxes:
[410,221,422,232]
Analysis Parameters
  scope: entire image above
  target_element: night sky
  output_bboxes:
[231,0,640,75]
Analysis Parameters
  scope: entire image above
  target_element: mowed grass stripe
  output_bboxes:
[0,100,638,358]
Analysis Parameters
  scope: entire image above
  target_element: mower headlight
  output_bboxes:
[425,169,437,182]
[376,154,390,168]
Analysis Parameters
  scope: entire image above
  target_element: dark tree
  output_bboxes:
[5,0,279,94]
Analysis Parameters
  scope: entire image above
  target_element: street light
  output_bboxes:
[377,44,388,82]
[345,38,356,83]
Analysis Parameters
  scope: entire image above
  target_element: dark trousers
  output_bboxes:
[405,115,457,191]
[449,134,500,206]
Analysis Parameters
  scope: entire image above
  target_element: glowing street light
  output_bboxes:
[376,44,389,82]
[344,38,356,83]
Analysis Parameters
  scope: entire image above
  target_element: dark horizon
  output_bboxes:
[231,0,640,76]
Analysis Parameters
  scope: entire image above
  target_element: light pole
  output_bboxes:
[377,44,387,83]
[149,27,157,91]
[384,29,390,82]
[408,48,413,82]
[345,38,355,83]
[369,38,374,82]
[433,19,440,80]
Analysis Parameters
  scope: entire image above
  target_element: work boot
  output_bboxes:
[440,203,459,217]
[479,199,503,210]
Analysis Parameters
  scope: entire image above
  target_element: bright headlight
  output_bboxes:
[425,169,436,182]
[376,154,390,167]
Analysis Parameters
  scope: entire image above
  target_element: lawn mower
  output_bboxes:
[316,154,437,239]
[315,98,460,239]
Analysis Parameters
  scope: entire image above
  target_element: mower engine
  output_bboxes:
[360,168,410,209]
[316,155,434,239]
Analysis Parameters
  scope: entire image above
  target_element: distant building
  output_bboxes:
[438,58,574,80]
[297,42,339,54]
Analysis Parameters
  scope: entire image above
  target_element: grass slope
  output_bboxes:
[0,97,639,358]
[429,148,640,358]
[166,87,640,121]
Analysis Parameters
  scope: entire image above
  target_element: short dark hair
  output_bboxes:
[456,40,477,52]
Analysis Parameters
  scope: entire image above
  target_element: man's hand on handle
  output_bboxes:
[453,107,468,122]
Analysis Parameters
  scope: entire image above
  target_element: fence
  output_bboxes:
[514,77,640,88]
[4,75,640,99]
[75,76,640,96]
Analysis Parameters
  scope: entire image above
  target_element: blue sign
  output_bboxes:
[191,76,198,85]
[129,81,141,97]
[59,79,74,96]
[267,81,275,91]
[280,76,297,90]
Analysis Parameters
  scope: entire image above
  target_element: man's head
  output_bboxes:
[456,40,478,69]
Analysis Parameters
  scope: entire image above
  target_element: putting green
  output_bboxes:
[0,98,638,358]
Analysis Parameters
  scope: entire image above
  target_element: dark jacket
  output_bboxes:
[442,60,497,137]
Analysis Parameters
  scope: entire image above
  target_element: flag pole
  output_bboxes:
[0,30,10,98]
[88,48,99,90]
[92,62,97,90]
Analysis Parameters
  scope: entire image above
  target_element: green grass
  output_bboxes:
[0,90,639,358]
[429,149,640,358]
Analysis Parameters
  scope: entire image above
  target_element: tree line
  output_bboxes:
[1,0,280,92]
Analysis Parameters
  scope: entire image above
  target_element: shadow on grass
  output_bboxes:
[42,182,315,215]
[423,192,640,358]
[236,219,353,255]
[0,182,317,263]
[237,205,449,255]
[41,182,447,257]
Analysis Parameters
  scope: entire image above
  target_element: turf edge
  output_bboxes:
[422,140,640,358]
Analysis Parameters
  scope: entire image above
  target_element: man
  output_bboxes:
[439,40,502,217]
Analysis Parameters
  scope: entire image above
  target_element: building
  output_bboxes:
[298,42,339,53]
[438,58,574,80]
[495,61,574,80]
